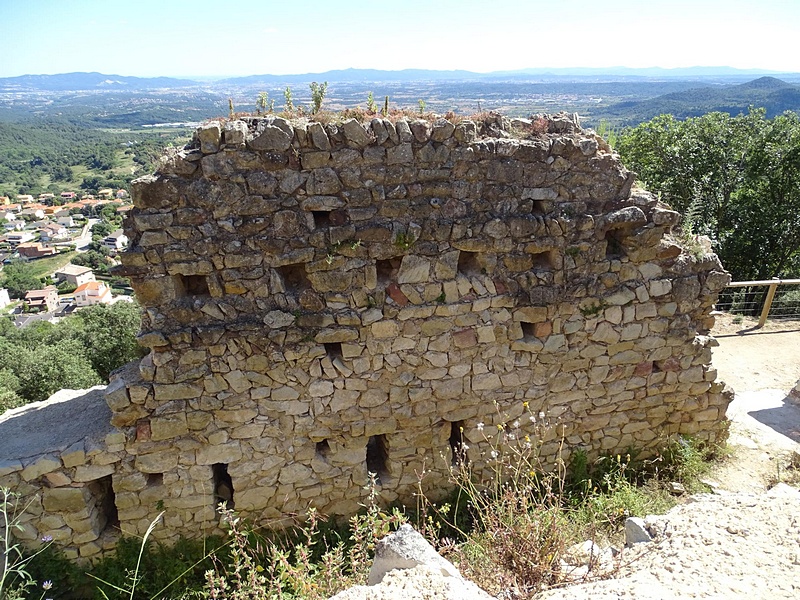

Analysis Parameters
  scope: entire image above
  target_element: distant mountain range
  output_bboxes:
[0,71,202,91]
[594,76,800,123]
[1,69,799,129]
[0,67,795,91]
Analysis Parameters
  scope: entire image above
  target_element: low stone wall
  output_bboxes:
[2,112,733,559]
[0,388,123,560]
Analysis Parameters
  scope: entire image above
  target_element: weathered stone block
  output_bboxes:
[43,487,90,512]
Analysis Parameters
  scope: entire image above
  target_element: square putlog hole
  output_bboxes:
[324,342,342,359]
[316,439,331,459]
[458,251,482,277]
[177,274,210,297]
[376,258,401,287]
[312,211,332,229]
[276,264,312,294]
[531,250,554,271]
[605,230,626,258]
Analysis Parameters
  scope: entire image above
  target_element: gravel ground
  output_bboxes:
[536,485,800,599]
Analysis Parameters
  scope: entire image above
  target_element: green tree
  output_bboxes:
[71,249,112,275]
[0,260,43,299]
[3,339,101,403]
[722,112,800,279]
[617,109,800,280]
[73,302,145,380]
[0,368,24,412]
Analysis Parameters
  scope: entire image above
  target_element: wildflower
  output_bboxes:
[42,581,53,590]
[476,422,484,431]
[529,415,536,423]
[41,535,53,543]
[539,411,545,419]
[497,424,504,431]
[512,419,520,429]
[523,401,529,409]
[461,443,470,451]
[490,450,499,459]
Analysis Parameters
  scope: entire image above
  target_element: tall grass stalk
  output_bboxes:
[1,488,54,600]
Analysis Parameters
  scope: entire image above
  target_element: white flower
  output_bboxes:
[512,420,520,429]
[490,450,499,459]
[476,422,485,431]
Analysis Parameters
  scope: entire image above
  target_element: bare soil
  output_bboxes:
[707,313,800,493]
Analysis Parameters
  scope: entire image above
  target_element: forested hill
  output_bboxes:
[596,77,800,124]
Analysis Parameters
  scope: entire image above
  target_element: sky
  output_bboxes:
[2,0,799,78]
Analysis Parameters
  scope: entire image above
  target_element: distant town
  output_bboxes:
[0,189,132,326]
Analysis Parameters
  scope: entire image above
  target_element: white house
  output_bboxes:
[74,281,112,306]
[56,215,75,228]
[19,207,45,220]
[55,264,95,287]
[6,231,35,247]
[3,220,26,232]
[39,223,69,242]
[102,229,128,253]
[0,288,10,310]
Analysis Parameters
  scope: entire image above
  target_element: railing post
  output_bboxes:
[758,278,780,327]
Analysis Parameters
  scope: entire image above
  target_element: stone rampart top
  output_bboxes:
[119,112,679,349]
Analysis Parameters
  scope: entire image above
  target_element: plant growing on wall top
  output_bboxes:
[284,86,294,112]
[256,91,269,115]
[310,81,328,114]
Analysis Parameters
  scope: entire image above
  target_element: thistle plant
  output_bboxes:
[256,92,268,115]
[309,81,328,114]
[284,86,294,113]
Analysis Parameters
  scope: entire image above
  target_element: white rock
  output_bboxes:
[625,516,652,546]
[368,524,461,585]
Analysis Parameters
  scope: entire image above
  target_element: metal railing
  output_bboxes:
[717,278,800,326]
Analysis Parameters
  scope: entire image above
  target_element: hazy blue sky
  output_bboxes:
[3,0,798,77]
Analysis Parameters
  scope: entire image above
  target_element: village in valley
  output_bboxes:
[0,188,133,326]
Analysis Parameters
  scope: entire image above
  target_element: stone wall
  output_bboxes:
[2,112,733,558]
[0,388,123,560]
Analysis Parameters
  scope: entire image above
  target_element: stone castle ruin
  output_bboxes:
[0,112,732,559]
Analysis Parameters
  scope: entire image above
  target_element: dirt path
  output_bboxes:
[711,312,800,393]
[708,313,800,493]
